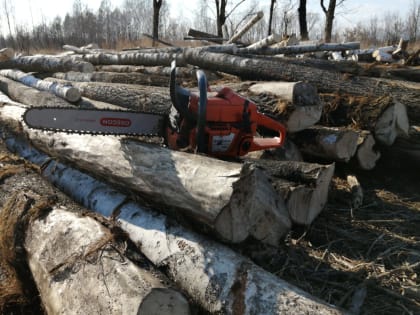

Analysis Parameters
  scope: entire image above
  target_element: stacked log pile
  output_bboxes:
[0,39,419,314]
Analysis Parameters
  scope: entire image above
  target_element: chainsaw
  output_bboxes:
[23,61,286,158]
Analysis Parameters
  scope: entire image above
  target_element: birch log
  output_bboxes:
[2,133,345,315]
[236,42,360,55]
[25,206,191,315]
[227,11,264,44]
[0,76,73,107]
[72,51,187,66]
[0,104,291,246]
[246,33,282,49]
[291,126,360,162]
[0,69,81,102]
[0,55,94,73]
[251,160,335,225]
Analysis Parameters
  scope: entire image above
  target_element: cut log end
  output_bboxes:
[215,164,291,246]
[286,162,335,225]
[140,288,191,315]
[375,99,409,146]
[64,87,82,102]
[355,131,381,170]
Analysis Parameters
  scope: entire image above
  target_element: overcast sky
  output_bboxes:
[3,0,416,31]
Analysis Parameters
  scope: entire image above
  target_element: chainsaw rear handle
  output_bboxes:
[196,70,208,153]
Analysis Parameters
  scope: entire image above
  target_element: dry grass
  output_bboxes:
[242,165,420,314]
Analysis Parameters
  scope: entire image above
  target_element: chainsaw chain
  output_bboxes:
[22,106,167,137]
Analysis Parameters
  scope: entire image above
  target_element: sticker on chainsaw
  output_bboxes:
[212,133,235,152]
[100,118,132,127]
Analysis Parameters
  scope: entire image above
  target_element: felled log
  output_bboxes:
[291,126,359,162]
[354,130,381,170]
[236,41,360,55]
[52,71,169,86]
[0,55,94,73]
[0,76,73,107]
[2,134,344,315]
[252,160,335,225]
[227,11,264,44]
[62,44,92,54]
[0,104,291,246]
[25,206,190,315]
[240,81,324,132]
[320,94,409,146]
[182,48,419,122]
[0,69,81,102]
[359,65,420,82]
[246,33,282,50]
[71,51,187,66]
[349,48,375,62]
[45,78,171,113]
[187,28,224,43]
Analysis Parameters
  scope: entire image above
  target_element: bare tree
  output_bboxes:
[214,0,246,37]
[320,0,345,42]
[152,0,163,42]
[2,0,15,43]
[268,0,276,36]
[298,0,309,40]
[215,0,227,37]
[407,0,420,42]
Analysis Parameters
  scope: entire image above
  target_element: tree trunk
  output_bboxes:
[152,0,163,43]
[291,126,360,162]
[298,0,309,40]
[321,0,337,43]
[0,69,81,102]
[0,104,291,246]
[2,132,344,315]
[252,160,335,225]
[215,0,227,38]
[25,206,191,315]
[0,55,94,73]
[268,0,276,36]
[0,76,73,108]
[52,71,169,87]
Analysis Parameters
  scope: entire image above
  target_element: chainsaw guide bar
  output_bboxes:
[23,107,166,137]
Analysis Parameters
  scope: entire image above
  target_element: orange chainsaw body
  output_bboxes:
[166,86,286,158]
